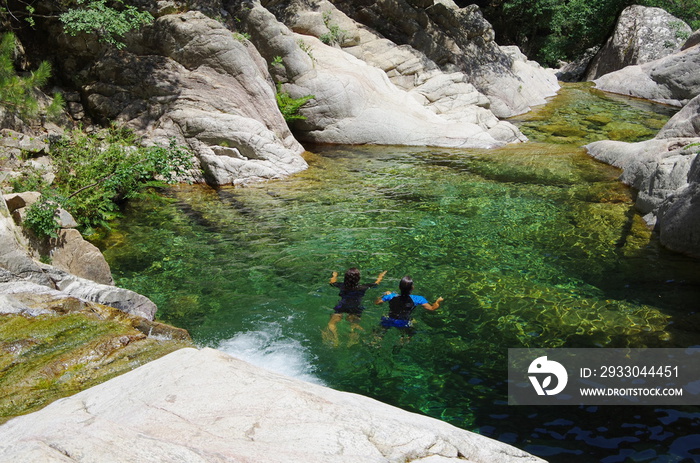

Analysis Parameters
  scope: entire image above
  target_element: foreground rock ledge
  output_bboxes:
[0,348,543,463]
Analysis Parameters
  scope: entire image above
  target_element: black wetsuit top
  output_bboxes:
[388,295,417,320]
[331,282,378,315]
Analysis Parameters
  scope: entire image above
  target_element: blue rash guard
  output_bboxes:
[380,293,428,328]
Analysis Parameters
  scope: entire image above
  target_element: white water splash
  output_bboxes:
[215,323,325,385]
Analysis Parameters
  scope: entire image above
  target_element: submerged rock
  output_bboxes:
[0,347,544,463]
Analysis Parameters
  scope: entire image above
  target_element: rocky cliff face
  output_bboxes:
[324,0,559,118]
[35,0,558,185]
[586,5,692,81]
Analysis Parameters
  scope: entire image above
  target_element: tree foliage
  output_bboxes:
[0,0,153,50]
[478,0,700,66]
[0,33,63,119]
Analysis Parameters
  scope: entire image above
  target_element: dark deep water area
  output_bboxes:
[95,84,700,462]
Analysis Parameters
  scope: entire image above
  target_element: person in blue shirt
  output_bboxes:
[327,267,387,345]
[375,275,443,333]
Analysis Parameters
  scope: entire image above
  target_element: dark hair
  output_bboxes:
[344,267,361,289]
[399,276,414,296]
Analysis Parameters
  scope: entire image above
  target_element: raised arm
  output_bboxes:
[374,270,387,285]
[422,297,444,311]
[329,271,338,284]
[375,291,392,305]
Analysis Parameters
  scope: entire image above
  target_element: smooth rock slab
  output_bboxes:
[593,44,700,106]
[0,348,544,463]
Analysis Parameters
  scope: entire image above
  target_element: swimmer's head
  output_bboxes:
[399,276,414,296]
[344,267,361,288]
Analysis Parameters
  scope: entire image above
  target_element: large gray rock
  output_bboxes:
[324,0,559,118]
[275,0,526,143]
[585,93,700,258]
[593,41,700,107]
[0,280,144,320]
[39,264,158,320]
[243,2,506,148]
[586,5,692,81]
[0,198,52,286]
[656,180,700,257]
[80,11,307,185]
[0,347,544,463]
[656,94,700,138]
[44,229,115,285]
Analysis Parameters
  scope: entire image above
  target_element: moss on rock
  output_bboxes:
[0,299,193,424]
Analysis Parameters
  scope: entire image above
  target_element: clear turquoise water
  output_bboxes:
[96,84,700,462]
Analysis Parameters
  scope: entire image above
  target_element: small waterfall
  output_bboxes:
[216,322,325,385]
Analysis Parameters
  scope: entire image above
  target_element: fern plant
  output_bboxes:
[275,83,314,122]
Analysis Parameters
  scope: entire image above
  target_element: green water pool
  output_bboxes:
[95,84,700,462]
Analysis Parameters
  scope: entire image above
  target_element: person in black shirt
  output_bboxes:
[375,275,443,337]
[327,267,386,345]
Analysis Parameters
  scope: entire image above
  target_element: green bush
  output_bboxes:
[24,198,60,239]
[53,128,193,232]
[275,83,314,122]
[320,12,346,46]
[14,126,194,235]
[59,0,153,49]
